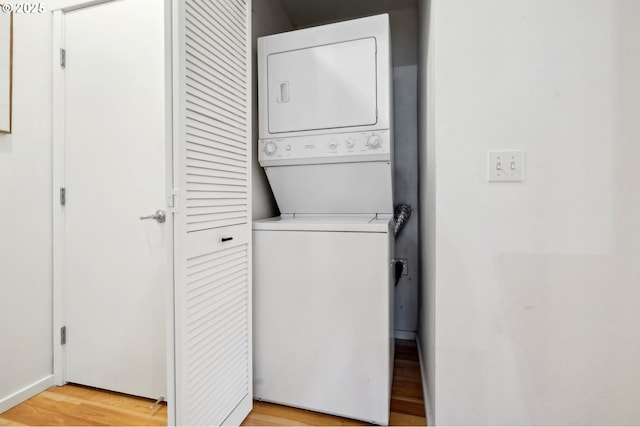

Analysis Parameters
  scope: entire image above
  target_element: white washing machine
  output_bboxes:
[254,14,395,425]
[253,215,394,425]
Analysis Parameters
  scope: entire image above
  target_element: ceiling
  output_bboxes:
[277,0,417,27]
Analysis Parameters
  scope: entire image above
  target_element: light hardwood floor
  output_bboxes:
[0,384,167,426]
[1,340,426,426]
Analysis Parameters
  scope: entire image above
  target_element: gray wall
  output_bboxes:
[389,8,420,336]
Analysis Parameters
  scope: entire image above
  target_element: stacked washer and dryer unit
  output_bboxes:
[253,15,394,425]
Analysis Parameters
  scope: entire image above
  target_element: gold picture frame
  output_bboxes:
[0,5,12,134]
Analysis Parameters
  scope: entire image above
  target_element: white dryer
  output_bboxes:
[258,14,391,140]
[253,14,395,425]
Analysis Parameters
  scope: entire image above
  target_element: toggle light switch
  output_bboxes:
[488,150,524,182]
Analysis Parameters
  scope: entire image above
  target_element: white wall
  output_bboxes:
[0,12,54,410]
[419,0,640,424]
[251,0,293,220]
[417,0,435,422]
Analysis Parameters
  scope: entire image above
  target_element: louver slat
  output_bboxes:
[187,150,245,168]
[185,15,245,73]
[187,78,246,121]
[196,1,246,47]
[187,116,246,149]
[186,198,247,208]
[186,59,244,105]
[188,3,245,58]
[186,127,246,156]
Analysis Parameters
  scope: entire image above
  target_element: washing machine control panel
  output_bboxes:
[259,130,391,166]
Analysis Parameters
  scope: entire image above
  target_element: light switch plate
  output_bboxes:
[488,150,524,182]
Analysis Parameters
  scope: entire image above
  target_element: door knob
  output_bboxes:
[140,209,166,223]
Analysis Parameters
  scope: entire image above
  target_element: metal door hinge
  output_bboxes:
[60,48,66,68]
[168,190,179,212]
[60,326,66,345]
[60,187,66,206]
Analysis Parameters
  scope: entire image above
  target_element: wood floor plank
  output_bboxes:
[390,397,426,418]
[66,402,162,426]
[393,363,422,379]
[0,386,166,426]
[0,417,27,426]
[392,385,424,400]
[394,358,421,369]
[0,394,110,426]
[44,387,167,422]
[388,412,427,426]
[393,376,423,389]
[241,412,293,426]
[48,384,167,418]
[243,401,370,426]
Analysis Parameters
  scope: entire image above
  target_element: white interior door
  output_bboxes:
[63,0,167,400]
[172,0,252,425]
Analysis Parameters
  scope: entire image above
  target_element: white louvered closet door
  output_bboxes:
[172,0,252,425]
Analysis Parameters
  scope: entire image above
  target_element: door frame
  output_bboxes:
[51,1,176,423]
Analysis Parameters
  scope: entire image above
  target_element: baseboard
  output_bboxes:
[0,375,55,414]
[394,329,416,340]
[415,336,434,426]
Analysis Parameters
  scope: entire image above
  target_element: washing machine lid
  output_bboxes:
[253,214,391,233]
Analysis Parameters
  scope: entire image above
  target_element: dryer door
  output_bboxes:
[267,37,378,134]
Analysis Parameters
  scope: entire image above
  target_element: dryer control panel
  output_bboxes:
[258,130,391,167]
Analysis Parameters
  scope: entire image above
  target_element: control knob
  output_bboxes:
[264,141,277,156]
[345,139,355,149]
[329,141,338,150]
[367,135,382,149]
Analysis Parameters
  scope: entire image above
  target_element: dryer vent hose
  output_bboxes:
[393,203,412,237]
